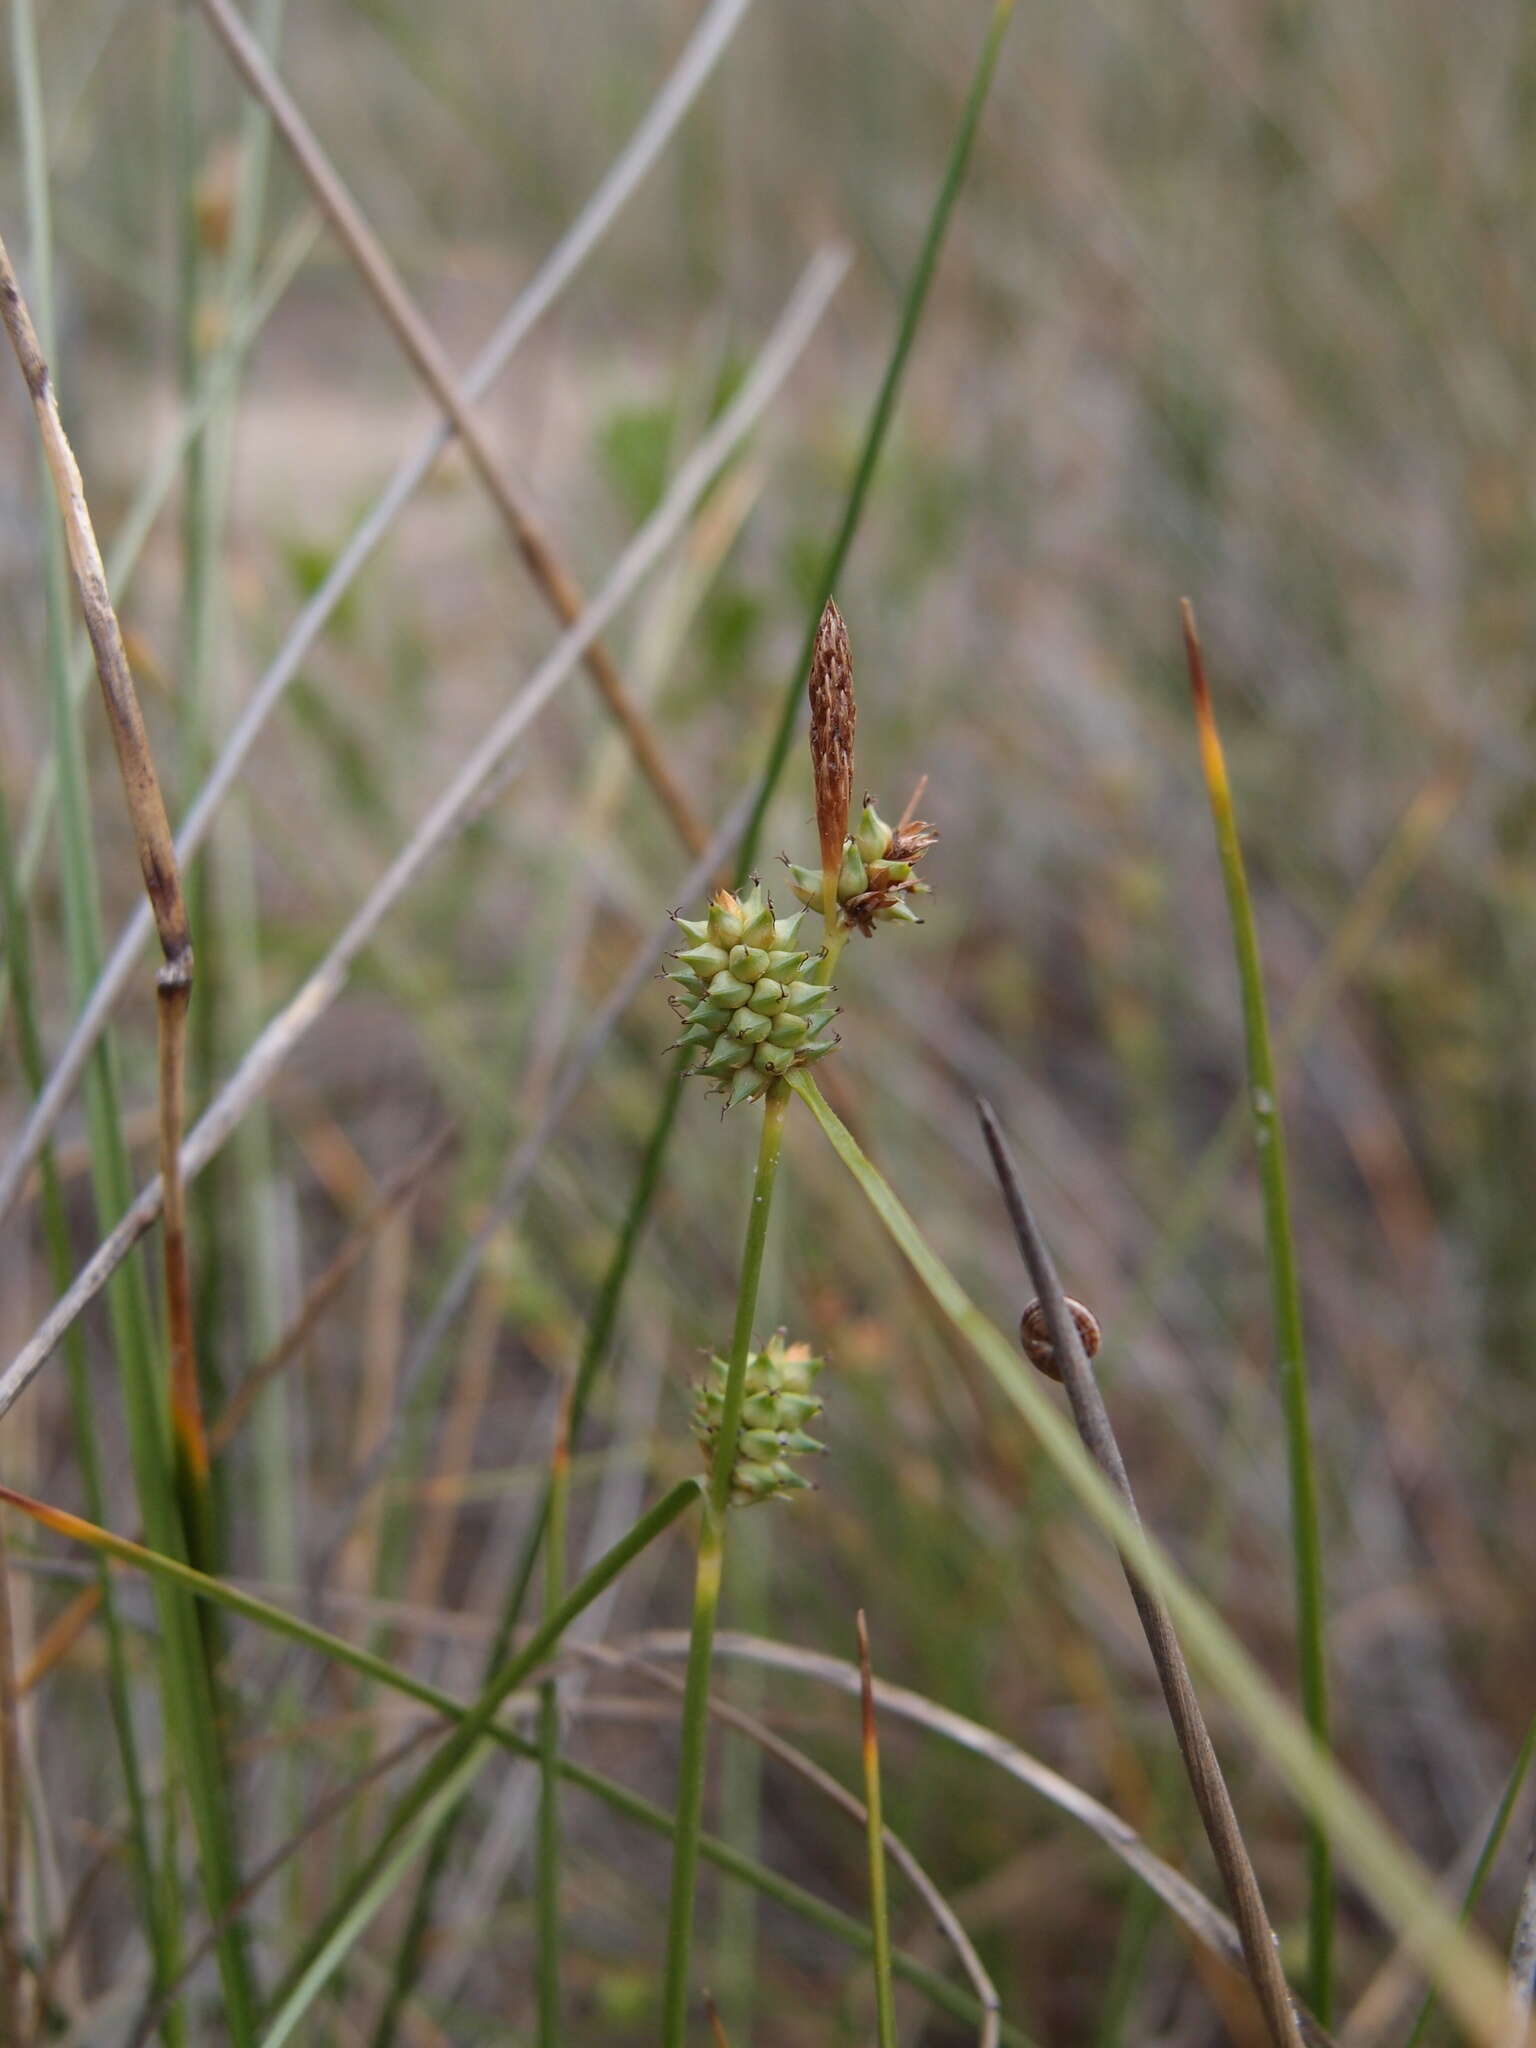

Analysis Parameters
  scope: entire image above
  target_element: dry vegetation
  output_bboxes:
[2,2,1535,2043]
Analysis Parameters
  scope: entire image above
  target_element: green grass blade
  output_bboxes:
[0,777,173,2037]
[1181,602,1333,2018]
[537,1400,571,2047]
[1404,1712,1536,2048]
[857,1613,898,2048]
[734,0,1016,872]
[0,1482,1025,2046]
[369,9,1015,2022]
[264,1479,703,2035]
[786,1070,1511,2045]
[371,1056,690,2046]
[11,11,257,2029]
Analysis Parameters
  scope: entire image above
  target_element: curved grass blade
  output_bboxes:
[0,1482,1022,2043]
[1404,1714,1536,2048]
[261,1479,702,2040]
[785,1070,1510,2046]
[1181,600,1333,2019]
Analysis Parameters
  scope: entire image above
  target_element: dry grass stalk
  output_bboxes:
[0,248,844,1421]
[0,1513,21,2045]
[0,0,754,1235]
[976,1098,1308,2048]
[1505,1832,1536,2048]
[808,596,856,917]
[0,230,209,1487]
[17,1127,456,1699]
[195,0,709,858]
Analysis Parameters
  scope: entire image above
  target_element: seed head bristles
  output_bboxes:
[809,597,856,923]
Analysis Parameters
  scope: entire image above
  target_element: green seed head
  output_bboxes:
[785,796,937,937]
[668,885,837,1108]
[691,1332,828,1507]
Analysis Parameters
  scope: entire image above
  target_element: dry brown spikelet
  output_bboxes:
[808,597,856,890]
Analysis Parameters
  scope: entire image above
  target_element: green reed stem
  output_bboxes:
[787,1069,1514,2045]
[856,1613,897,2048]
[1182,604,1333,2019]
[661,1082,789,2046]
[11,5,250,2031]
[370,1056,690,2048]
[0,1481,1027,2045]
[1404,1712,1536,2048]
[264,1478,703,2041]
[537,1397,572,2048]
[735,0,1015,869]
[370,12,1013,2021]
[0,782,172,2038]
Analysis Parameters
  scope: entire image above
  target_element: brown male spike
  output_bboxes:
[808,597,856,922]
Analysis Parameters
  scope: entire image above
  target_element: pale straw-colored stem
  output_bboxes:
[197,0,709,857]
[0,248,845,1422]
[0,0,757,1228]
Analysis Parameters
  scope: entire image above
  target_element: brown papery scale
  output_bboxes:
[1019,1296,1101,1383]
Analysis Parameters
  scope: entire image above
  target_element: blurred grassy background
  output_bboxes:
[3,1,1536,2041]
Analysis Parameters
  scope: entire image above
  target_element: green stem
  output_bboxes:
[858,1617,897,2048]
[1184,609,1333,2019]
[370,1057,689,2048]
[0,1481,1028,2046]
[0,783,171,2036]
[733,0,1015,870]
[264,1478,703,2040]
[661,1083,789,2045]
[537,1400,571,2048]
[369,6,1014,2016]
[815,925,849,992]
[786,1069,1511,2042]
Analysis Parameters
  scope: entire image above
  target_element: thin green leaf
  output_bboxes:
[1181,601,1333,2018]
[787,1070,1510,2046]
[0,1482,1025,2044]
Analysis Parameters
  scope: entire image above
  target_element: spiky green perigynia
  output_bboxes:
[785,799,937,937]
[667,884,839,1108]
[692,1332,826,1505]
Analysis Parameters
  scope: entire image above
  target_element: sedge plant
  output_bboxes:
[659,600,936,2041]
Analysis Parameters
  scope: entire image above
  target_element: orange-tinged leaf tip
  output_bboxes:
[1179,598,1230,802]
[856,1608,877,1750]
[0,1481,91,1546]
[1179,597,1210,717]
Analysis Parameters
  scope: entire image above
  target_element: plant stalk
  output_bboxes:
[1182,600,1334,2019]
[537,1390,572,2047]
[661,1081,789,2045]
[858,1611,898,2048]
